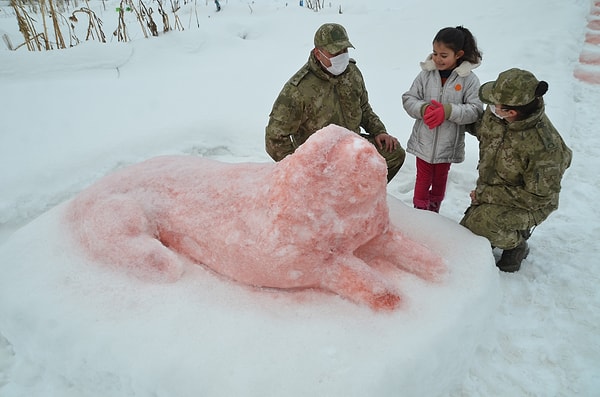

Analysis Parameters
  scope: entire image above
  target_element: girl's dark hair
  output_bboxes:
[434,26,482,64]
[503,81,549,120]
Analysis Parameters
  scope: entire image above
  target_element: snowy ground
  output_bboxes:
[0,0,599,395]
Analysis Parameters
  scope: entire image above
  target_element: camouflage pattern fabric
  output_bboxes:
[461,205,536,249]
[265,53,405,181]
[313,23,354,54]
[480,68,541,106]
[460,103,572,249]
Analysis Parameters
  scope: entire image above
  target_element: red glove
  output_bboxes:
[423,100,445,129]
[424,105,435,117]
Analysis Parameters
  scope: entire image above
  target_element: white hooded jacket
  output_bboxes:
[402,56,483,164]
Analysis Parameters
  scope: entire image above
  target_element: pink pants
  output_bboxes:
[413,157,451,213]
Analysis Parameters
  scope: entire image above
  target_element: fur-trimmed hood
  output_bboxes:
[420,54,480,77]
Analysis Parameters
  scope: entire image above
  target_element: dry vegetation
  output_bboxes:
[1,0,335,51]
[3,0,190,50]
[304,0,324,12]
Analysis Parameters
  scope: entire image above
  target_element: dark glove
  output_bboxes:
[423,100,445,129]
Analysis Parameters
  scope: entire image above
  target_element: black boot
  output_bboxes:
[496,240,529,272]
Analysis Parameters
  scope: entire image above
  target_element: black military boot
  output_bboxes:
[496,240,530,272]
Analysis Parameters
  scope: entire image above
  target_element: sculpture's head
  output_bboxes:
[271,124,388,213]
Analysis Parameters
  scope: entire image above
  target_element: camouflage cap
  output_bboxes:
[314,23,355,54]
[479,68,540,106]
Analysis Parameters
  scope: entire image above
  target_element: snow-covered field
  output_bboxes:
[0,0,598,395]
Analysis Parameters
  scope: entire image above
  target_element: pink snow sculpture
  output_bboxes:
[66,124,445,311]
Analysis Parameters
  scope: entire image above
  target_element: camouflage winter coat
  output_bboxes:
[265,53,387,161]
[403,56,483,164]
[471,103,572,225]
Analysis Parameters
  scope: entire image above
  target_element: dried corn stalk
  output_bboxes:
[10,0,44,51]
[127,0,148,39]
[69,7,106,43]
[47,0,66,48]
[113,0,129,42]
[171,0,183,31]
[139,1,158,37]
[157,0,170,33]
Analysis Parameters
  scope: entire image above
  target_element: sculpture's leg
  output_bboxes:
[318,255,402,311]
[355,231,446,282]
[75,196,184,282]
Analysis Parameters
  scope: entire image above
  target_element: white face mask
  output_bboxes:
[489,104,506,120]
[319,50,350,76]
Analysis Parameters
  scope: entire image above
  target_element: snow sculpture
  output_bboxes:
[66,124,445,310]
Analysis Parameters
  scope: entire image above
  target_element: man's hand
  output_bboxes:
[469,189,478,204]
[374,133,400,153]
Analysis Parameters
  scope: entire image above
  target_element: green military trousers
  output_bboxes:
[460,204,536,250]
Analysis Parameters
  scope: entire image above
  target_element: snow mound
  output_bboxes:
[0,193,498,397]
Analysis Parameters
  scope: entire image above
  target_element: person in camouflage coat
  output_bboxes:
[460,68,572,272]
[265,23,406,182]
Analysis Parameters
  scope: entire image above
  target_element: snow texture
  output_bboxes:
[0,0,598,396]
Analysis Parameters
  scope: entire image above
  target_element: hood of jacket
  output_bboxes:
[420,55,480,77]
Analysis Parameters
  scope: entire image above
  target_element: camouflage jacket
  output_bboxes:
[265,53,387,161]
[471,103,572,224]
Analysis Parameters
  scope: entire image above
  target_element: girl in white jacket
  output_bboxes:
[402,26,483,212]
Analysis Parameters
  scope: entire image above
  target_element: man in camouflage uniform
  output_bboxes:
[265,23,405,182]
[461,68,572,272]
